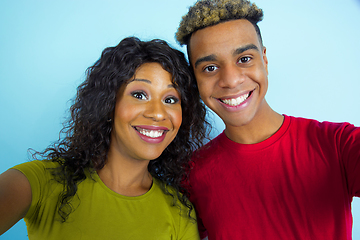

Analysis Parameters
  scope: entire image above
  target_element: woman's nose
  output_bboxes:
[143,100,167,121]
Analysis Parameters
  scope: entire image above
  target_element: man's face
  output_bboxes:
[189,19,269,128]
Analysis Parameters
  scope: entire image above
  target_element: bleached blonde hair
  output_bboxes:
[176,0,263,46]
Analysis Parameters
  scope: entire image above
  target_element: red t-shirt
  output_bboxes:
[189,115,360,239]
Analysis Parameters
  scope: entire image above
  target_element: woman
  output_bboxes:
[0,37,208,239]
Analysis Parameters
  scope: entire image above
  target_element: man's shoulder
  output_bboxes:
[285,115,360,145]
[192,132,228,161]
[288,115,355,130]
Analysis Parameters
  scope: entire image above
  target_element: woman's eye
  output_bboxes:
[238,56,251,64]
[204,65,218,72]
[164,96,179,104]
[132,91,147,100]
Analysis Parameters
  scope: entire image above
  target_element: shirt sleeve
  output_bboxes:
[11,160,59,220]
[178,205,201,240]
[337,123,360,197]
[196,216,208,239]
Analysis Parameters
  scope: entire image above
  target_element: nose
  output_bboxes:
[218,65,246,88]
[143,100,167,121]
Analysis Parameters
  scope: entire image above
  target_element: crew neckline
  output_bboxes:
[218,114,291,151]
[91,171,157,200]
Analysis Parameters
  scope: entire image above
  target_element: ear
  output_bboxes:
[262,46,268,75]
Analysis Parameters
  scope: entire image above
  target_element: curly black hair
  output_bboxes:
[36,37,209,221]
[176,0,264,46]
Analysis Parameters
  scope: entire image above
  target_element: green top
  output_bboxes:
[12,160,199,240]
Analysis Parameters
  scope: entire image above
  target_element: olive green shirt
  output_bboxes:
[12,160,199,240]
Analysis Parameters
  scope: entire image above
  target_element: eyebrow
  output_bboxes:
[194,44,260,68]
[127,78,151,84]
[234,44,259,55]
[194,54,217,68]
[127,78,175,89]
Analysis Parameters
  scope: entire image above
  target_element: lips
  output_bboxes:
[133,125,169,144]
[135,127,166,138]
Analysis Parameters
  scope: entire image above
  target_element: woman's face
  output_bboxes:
[109,62,182,162]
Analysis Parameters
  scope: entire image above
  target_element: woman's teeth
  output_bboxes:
[138,128,164,138]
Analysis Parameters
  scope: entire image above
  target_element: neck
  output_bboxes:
[97,150,153,197]
[225,100,283,144]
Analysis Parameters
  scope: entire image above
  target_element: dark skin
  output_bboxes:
[0,63,183,235]
[189,19,283,144]
[0,169,31,235]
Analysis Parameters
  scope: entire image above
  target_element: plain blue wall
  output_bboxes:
[1,0,359,239]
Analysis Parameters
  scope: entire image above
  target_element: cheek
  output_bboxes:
[251,70,268,99]
[249,66,267,85]
[197,84,214,107]
[171,108,182,131]
[113,102,136,125]
[196,78,211,96]
[257,70,268,89]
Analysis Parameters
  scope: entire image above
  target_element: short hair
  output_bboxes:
[176,0,264,46]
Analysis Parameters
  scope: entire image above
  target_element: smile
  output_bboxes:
[134,126,168,138]
[220,91,253,107]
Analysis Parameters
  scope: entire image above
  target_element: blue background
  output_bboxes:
[1,0,359,239]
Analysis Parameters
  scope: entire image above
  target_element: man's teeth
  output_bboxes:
[222,93,249,106]
[138,128,164,138]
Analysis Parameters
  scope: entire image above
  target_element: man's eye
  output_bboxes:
[238,56,251,64]
[204,65,218,72]
[132,91,147,100]
[164,97,179,104]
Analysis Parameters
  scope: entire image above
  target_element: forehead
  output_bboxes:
[189,19,261,62]
[133,62,172,83]
[135,62,168,76]
[118,62,176,98]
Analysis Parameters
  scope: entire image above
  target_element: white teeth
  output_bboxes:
[222,93,249,106]
[138,128,164,138]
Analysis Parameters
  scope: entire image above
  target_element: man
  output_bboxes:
[176,0,360,239]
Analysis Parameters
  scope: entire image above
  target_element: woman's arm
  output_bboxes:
[0,169,31,235]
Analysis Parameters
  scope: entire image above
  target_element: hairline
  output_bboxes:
[187,19,264,66]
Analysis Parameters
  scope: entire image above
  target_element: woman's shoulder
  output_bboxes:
[152,178,179,197]
[12,160,60,174]
[152,178,193,212]
[10,160,62,188]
